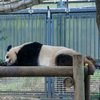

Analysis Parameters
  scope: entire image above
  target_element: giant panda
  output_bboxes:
[5,42,97,75]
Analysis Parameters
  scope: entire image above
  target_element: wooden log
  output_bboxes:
[73,55,85,100]
[0,66,73,77]
[63,77,74,87]
[85,75,90,100]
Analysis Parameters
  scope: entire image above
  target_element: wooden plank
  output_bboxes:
[73,55,85,100]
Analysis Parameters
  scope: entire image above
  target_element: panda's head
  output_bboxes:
[5,45,17,66]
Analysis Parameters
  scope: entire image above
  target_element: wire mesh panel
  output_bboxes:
[90,69,100,99]
[52,77,74,99]
[52,70,100,100]
[0,77,46,99]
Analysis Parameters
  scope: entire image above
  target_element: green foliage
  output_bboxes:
[0,28,7,79]
[0,28,8,41]
[0,28,8,63]
[0,59,3,63]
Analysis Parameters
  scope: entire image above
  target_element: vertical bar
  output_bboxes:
[60,77,63,98]
[47,8,51,100]
[44,14,46,44]
[57,14,59,46]
[61,15,62,46]
[20,15,22,44]
[73,13,75,50]
[48,77,51,100]
[16,15,18,46]
[89,13,91,56]
[81,14,83,54]
[31,14,33,42]
[77,15,79,52]
[60,0,63,8]
[24,14,26,43]
[94,13,95,59]
[12,15,14,46]
[45,77,47,97]
[35,14,37,42]
[66,0,68,9]
[73,55,85,100]
[52,14,54,46]
[52,77,55,97]
[98,27,99,60]
[86,14,87,55]
[5,15,7,56]
[48,7,51,45]
[40,15,41,43]
[85,75,90,100]
[64,16,66,47]
[69,14,70,48]
[28,15,30,42]
[9,15,10,45]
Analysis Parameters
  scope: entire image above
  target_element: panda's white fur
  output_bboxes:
[5,42,96,75]
[39,45,65,66]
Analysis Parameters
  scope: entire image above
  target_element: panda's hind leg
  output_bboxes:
[55,54,73,66]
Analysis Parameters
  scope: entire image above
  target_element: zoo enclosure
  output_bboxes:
[0,7,99,100]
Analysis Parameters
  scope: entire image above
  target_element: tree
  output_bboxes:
[0,0,45,13]
[95,0,100,45]
[0,28,8,63]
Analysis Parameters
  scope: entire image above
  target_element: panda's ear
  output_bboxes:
[7,45,12,51]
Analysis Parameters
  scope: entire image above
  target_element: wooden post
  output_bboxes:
[85,75,90,100]
[73,55,85,100]
[63,77,74,87]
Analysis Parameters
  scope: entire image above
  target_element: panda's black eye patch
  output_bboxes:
[8,60,11,63]
[6,56,9,59]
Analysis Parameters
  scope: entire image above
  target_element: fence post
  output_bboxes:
[48,77,52,100]
[73,55,85,100]
[85,75,90,100]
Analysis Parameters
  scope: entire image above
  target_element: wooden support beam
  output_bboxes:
[85,75,90,100]
[63,77,74,87]
[0,66,73,77]
[73,55,85,100]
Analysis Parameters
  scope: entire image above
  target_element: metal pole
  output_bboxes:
[60,0,63,8]
[66,0,68,9]
[47,6,51,45]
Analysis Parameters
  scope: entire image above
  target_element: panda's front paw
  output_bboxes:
[88,65,95,75]
[0,62,7,66]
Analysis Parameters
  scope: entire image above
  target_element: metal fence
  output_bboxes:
[0,8,99,100]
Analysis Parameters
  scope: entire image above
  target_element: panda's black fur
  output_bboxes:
[55,54,73,66]
[15,42,42,66]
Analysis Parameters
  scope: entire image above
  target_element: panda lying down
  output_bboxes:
[5,42,97,75]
